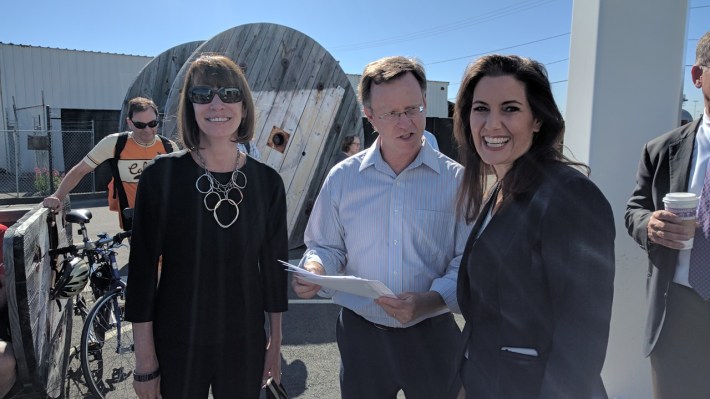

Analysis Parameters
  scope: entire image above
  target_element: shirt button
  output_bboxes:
[394,240,398,245]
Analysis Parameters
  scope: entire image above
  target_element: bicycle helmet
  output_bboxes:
[51,256,89,300]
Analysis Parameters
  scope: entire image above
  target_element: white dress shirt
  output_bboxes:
[301,137,471,327]
[422,130,440,151]
[674,110,710,286]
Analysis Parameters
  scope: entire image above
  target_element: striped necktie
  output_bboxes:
[689,160,710,300]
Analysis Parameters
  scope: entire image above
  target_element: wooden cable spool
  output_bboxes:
[158,23,363,249]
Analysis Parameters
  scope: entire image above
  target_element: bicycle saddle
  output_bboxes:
[65,209,92,224]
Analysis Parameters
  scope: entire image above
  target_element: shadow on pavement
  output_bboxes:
[282,302,340,346]
[63,345,93,398]
[280,302,342,397]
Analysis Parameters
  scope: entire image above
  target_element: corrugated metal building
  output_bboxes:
[0,43,151,177]
[0,44,451,178]
[0,43,151,124]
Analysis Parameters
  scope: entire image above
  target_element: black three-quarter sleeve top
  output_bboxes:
[125,150,288,345]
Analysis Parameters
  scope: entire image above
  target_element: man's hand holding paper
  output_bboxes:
[290,260,325,299]
[375,291,448,325]
[285,260,396,300]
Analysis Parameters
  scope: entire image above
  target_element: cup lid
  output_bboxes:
[663,192,699,205]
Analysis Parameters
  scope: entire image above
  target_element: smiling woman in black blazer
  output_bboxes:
[451,54,615,399]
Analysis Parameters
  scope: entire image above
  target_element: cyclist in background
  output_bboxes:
[42,97,177,229]
[126,54,288,399]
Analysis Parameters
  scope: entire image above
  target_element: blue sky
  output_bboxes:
[1,0,708,118]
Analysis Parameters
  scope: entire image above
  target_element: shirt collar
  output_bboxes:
[130,132,158,147]
[359,135,441,175]
[698,109,710,141]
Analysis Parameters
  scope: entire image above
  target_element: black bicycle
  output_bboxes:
[50,209,134,398]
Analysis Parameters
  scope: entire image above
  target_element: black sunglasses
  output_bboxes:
[131,119,159,129]
[188,86,243,104]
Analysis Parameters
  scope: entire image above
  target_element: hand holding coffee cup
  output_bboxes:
[649,192,699,250]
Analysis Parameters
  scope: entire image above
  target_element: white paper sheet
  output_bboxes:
[279,260,396,299]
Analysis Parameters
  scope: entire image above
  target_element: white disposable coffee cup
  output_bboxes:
[663,192,699,249]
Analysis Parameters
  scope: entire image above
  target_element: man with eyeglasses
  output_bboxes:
[43,97,176,229]
[293,56,470,398]
[626,30,710,398]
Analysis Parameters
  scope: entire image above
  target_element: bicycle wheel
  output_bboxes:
[80,289,135,398]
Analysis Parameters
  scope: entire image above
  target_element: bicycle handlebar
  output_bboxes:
[113,230,131,244]
[49,231,131,259]
[49,245,77,257]
[94,230,131,246]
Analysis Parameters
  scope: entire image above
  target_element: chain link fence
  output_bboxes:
[0,124,98,201]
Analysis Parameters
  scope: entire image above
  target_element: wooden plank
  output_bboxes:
[257,39,325,165]
[244,25,290,91]
[252,90,280,149]
[3,204,71,397]
[273,59,343,189]
[251,31,317,159]
[284,86,345,232]
[261,45,341,177]
[234,24,293,151]
[289,94,363,247]
[228,24,282,146]
[274,69,340,187]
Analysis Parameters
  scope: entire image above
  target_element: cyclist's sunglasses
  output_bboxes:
[131,119,159,129]
[188,86,243,104]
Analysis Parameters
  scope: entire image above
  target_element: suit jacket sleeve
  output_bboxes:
[625,143,657,252]
[625,120,699,256]
[538,175,615,397]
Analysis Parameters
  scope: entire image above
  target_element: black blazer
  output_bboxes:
[457,162,615,399]
[625,119,702,356]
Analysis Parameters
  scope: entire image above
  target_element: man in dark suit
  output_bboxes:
[625,30,710,399]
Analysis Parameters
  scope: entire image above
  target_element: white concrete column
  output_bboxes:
[564,1,688,398]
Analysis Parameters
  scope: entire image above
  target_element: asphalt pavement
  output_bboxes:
[60,198,464,398]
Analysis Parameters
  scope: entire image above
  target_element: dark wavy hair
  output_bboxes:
[177,54,255,150]
[453,54,587,223]
[340,135,359,152]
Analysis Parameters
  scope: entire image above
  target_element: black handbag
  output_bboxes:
[263,377,288,399]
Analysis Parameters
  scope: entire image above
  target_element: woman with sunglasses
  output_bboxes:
[125,54,288,399]
[42,97,176,228]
